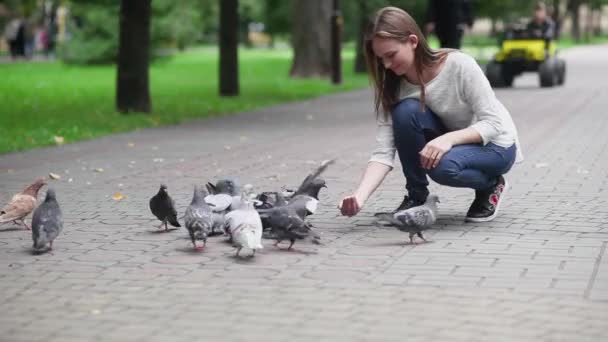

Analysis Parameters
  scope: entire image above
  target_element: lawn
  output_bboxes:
[2,34,607,155]
[0,47,369,154]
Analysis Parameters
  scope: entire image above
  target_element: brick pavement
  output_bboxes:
[1,45,608,341]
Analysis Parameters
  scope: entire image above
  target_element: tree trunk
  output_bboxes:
[219,0,239,96]
[489,17,497,37]
[290,0,332,78]
[354,0,368,74]
[552,0,563,38]
[116,0,151,113]
[568,0,582,42]
[585,4,593,41]
[330,0,342,84]
[594,8,602,35]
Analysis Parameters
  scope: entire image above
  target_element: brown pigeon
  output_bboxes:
[0,178,46,230]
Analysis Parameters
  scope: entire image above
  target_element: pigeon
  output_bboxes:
[204,178,241,236]
[184,185,214,251]
[149,184,181,231]
[260,205,321,250]
[0,178,46,230]
[291,159,335,199]
[31,188,63,252]
[206,178,239,196]
[224,194,264,257]
[374,194,440,244]
[288,194,320,219]
[255,160,334,230]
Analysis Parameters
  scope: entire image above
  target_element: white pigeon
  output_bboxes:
[224,195,263,257]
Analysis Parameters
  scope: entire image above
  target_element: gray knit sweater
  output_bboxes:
[370,51,523,168]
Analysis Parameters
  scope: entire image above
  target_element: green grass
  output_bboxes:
[3,34,607,155]
[0,47,369,154]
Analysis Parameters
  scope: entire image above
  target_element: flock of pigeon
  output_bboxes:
[0,159,440,257]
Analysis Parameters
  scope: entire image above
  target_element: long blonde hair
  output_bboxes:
[364,7,449,119]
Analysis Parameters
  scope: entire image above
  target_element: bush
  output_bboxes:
[58,0,203,65]
[57,4,118,64]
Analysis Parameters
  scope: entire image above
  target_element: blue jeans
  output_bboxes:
[391,98,517,202]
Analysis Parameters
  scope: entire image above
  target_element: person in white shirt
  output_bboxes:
[339,6,522,222]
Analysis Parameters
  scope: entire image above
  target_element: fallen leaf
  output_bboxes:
[53,136,65,145]
[94,168,104,173]
[49,172,61,180]
[127,142,135,148]
[112,192,126,201]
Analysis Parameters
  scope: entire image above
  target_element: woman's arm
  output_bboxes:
[340,161,392,217]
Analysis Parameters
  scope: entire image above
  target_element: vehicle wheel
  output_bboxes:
[557,59,566,85]
[486,62,509,88]
[539,58,558,87]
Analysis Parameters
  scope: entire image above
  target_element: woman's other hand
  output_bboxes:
[420,135,453,170]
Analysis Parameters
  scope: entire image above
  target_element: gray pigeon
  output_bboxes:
[149,184,181,231]
[292,159,335,198]
[31,188,63,252]
[206,179,239,196]
[184,185,214,251]
[260,205,321,250]
[288,194,319,219]
[374,194,440,244]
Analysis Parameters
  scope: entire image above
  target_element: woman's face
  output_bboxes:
[372,35,418,76]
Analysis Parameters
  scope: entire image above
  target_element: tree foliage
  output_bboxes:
[57,0,204,64]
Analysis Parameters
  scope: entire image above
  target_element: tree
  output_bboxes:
[354,0,369,73]
[568,0,582,41]
[219,0,239,96]
[116,0,151,113]
[290,0,332,78]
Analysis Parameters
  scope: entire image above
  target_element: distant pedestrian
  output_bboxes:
[4,17,25,58]
[425,0,474,49]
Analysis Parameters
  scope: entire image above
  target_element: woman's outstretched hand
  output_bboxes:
[420,135,453,170]
[339,195,363,217]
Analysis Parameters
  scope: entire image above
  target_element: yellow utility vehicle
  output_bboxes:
[485,28,566,87]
